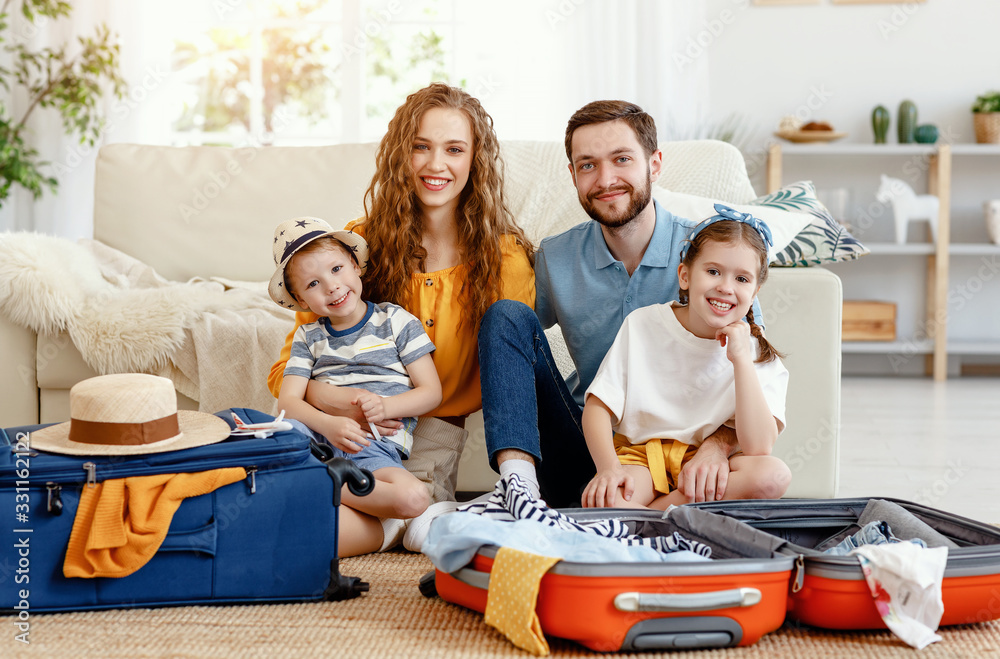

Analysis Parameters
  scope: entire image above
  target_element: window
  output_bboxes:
[157,0,456,146]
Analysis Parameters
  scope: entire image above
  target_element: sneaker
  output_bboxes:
[378,517,408,552]
[402,500,461,552]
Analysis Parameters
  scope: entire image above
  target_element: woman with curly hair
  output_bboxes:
[268,83,534,556]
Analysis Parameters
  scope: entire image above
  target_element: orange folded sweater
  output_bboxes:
[64,467,247,579]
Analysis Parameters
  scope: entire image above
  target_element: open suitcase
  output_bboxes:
[2,408,373,612]
[683,498,1000,630]
[426,498,1000,652]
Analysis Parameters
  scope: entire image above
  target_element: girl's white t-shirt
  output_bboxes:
[585,301,788,447]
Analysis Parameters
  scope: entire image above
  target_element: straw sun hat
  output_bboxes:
[29,374,231,456]
[267,216,369,313]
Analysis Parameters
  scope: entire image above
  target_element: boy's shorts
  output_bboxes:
[614,434,698,496]
[328,436,405,473]
[288,419,404,474]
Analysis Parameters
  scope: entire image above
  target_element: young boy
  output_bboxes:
[268,216,442,554]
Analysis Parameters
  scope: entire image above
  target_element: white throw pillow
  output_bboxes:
[653,189,813,263]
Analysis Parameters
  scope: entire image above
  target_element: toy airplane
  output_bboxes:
[230,410,294,438]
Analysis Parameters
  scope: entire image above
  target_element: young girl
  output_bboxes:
[582,205,791,510]
[268,83,535,556]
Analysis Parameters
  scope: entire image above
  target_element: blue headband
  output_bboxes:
[679,203,774,261]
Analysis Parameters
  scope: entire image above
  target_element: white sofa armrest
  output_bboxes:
[759,267,842,498]
[0,315,38,427]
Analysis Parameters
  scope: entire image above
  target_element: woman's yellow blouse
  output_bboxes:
[267,223,535,418]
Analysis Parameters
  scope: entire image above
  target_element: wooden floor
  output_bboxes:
[838,375,1000,523]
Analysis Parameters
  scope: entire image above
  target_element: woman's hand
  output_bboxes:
[716,320,754,365]
[305,379,403,435]
[582,466,634,508]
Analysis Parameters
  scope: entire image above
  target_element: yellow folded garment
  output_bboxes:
[64,467,247,579]
[484,547,562,656]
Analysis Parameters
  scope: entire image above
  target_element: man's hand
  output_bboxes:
[675,430,736,502]
[582,465,634,508]
[316,415,372,454]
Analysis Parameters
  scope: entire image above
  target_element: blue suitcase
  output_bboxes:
[2,408,373,612]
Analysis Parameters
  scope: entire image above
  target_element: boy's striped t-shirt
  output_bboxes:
[284,300,434,456]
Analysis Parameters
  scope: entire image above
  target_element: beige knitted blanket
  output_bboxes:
[0,232,292,413]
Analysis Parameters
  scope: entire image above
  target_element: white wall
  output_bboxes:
[697,0,1000,374]
[9,0,999,239]
[452,0,708,144]
[700,0,1000,187]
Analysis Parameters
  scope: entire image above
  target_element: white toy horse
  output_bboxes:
[875,175,939,244]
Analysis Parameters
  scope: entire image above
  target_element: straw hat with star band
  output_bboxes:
[268,216,369,313]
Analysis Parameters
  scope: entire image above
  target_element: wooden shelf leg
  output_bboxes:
[927,145,951,381]
[766,144,782,195]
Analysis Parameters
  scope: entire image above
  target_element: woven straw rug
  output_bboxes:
[5,550,1000,658]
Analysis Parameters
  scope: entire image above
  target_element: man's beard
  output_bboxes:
[580,170,653,230]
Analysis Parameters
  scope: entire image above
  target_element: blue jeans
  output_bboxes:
[478,300,594,508]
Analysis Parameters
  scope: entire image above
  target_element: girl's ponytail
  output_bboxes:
[745,305,783,363]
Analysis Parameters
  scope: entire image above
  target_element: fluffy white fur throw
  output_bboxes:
[0,232,293,412]
[0,232,113,334]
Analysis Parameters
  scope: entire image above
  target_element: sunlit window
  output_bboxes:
[158,0,455,146]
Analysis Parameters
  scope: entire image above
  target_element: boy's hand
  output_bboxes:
[318,415,371,454]
[582,466,634,508]
[352,390,386,423]
[716,320,754,365]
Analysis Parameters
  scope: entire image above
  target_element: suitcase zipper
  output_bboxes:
[13,446,309,484]
[83,462,97,488]
[791,554,805,592]
[247,466,258,494]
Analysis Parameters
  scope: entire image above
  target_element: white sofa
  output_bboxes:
[0,140,842,498]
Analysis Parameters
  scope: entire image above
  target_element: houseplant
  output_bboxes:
[971,91,1000,144]
[0,0,125,206]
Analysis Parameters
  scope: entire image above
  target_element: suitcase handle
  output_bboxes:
[614,588,762,613]
[451,567,491,590]
[158,521,217,557]
[450,568,762,613]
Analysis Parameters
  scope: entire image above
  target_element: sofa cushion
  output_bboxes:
[94,143,379,283]
[499,139,760,246]
[752,181,870,266]
[93,140,761,286]
[652,188,813,262]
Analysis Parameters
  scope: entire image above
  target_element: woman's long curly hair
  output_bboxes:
[361,83,533,330]
[678,221,784,364]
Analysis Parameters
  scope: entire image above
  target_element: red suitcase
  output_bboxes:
[425,498,1000,652]
[427,507,795,652]
[682,498,1000,630]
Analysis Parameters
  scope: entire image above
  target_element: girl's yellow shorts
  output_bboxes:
[614,434,697,496]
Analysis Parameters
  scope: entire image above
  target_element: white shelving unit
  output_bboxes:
[767,143,955,380]
[768,142,1000,379]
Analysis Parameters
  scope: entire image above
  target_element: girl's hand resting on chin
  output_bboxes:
[716,320,754,365]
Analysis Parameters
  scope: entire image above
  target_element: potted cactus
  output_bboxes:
[972,91,1000,144]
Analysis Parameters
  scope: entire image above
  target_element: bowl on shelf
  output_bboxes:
[774,130,848,144]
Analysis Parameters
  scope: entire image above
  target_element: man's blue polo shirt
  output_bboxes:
[534,199,763,407]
